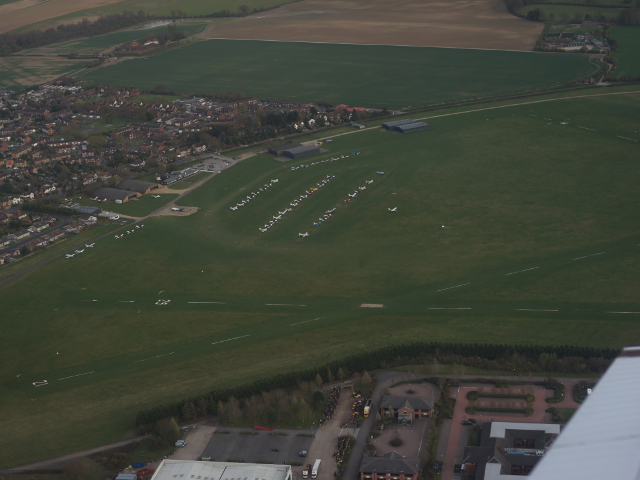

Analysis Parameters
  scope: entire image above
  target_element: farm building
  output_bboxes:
[117,179,160,195]
[282,144,321,159]
[150,460,292,480]
[94,187,139,203]
[268,142,303,156]
[381,119,415,130]
[396,122,429,133]
[379,395,434,422]
[463,422,560,479]
[359,452,420,480]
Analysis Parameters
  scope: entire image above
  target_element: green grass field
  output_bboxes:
[517,4,622,21]
[609,26,640,79]
[1,88,640,468]
[78,193,179,217]
[77,39,599,108]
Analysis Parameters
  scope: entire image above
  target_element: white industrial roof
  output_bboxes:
[150,460,291,480]
[530,346,640,480]
[489,422,560,438]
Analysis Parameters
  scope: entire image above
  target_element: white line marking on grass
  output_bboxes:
[188,301,226,304]
[212,335,250,345]
[436,283,470,292]
[81,300,97,302]
[290,317,324,326]
[361,303,384,308]
[57,371,94,381]
[134,352,175,363]
[578,126,596,131]
[605,311,640,314]
[265,303,307,306]
[617,136,637,142]
[119,301,135,303]
[505,267,539,276]
[573,252,605,260]
[428,307,472,310]
[515,309,559,312]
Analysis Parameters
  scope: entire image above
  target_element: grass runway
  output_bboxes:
[1,88,640,468]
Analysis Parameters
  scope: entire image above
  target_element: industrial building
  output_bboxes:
[360,452,420,480]
[150,460,292,480]
[381,119,415,130]
[268,142,303,156]
[462,422,560,479]
[395,122,430,134]
[117,179,160,195]
[94,187,139,203]
[162,168,199,185]
[282,144,320,159]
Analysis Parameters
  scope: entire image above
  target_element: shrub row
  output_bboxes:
[467,391,535,402]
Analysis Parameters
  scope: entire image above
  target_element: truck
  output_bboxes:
[311,459,321,479]
[303,464,311,478]
[363,399,372,418]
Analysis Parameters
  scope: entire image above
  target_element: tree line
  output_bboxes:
[134,341,618,427]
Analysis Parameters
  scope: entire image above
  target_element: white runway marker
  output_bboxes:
[428,307,472,310]
[573,252,605,260]
[436,283,470,292]
[212,334,250,345]
[188,301,226,304]
[291,317,324,326]
[134,352,175,363]
[515,309,559,312]
[578,126,596,131]
[265,303,307,306]
[505,267,539,276]
[81,300,97,302]
[119,301,135,303]
[617,135,637,142]
[57,371,94,381]
[605,311,640,314]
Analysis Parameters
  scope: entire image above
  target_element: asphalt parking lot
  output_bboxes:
[201,428,315,464]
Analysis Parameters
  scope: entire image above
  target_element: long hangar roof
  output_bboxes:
[150,460,292,480]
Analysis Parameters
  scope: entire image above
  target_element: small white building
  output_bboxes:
[151,461,292,480]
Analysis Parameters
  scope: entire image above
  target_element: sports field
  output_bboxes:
[78,39,598,108]
[204,0,543,50]
[1,88,639,468]
[609,26,640,79]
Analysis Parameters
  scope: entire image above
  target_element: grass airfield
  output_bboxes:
[1,89,640,467]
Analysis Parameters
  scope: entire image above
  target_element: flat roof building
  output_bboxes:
[94,187,139,203]
[150,460,292,480]
[396,122,430,133]
[72,205,102,215]
[381,119,415,130]
[282,144,320,160]
[268,142,302,156]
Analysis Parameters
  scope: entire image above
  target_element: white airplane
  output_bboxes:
[140,225,144,228]
[359,186,366,190]
[65,254,74,258]
[75,249,84,254]
[259,228,267,233]
[286,208,292,212]
[230,206,238,211]
[279,211,287,215]
[85,243,95,248]
[376,171,385,175]
[152,195,161,198]
[365,180,373,184]
[271,179,279,183]
[348,193,357,198]
[388,207,397,212]
[171,208,181,212]
[299,232,309,237]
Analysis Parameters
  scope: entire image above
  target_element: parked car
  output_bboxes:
[137,469,155,476]
[299,451,308,457]
[175,440,187,447]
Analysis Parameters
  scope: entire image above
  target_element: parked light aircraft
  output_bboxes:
[388,207,397,212]
[299,232,309,237]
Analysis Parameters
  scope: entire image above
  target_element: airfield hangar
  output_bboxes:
[282,144,321,159]
[396,122,430,133]
[94,187,139,203]
[117,179,160,195]
[381,119,415,130]
[268,142,302,156]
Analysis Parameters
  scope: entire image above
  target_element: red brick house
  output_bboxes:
[359,452,420,480]
[379,396,434,423]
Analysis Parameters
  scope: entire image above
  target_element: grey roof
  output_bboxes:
[94,187,137,202]
[396,122,430,133]
[381,118,415,129]
[284,144,320,155]
[117,179,158,194]
[151,460,291,480]
[72,205,102,215]
[359,456,420,476]
[530,346,640,480]
[269,142,302,154]
[380,395,433,412]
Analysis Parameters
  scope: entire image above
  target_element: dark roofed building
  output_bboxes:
[395,122,429,134]
[117,179,159,195]
[268,142,302,156]
[72,205,102,215]
[359,452,420,480]
[463,422,560,479]
[282,144,320,160]
[381,119,415,130]
[94,187,139,203]
[380,395,434,423]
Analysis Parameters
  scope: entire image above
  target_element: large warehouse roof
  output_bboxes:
[117,179,159,194]
[150,461,292,480]
[381,118,415,130]
[268,142,302,155]
[396,122,430,133]
[94,187,137,202]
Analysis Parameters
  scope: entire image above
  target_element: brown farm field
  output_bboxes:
[203,0,544,51]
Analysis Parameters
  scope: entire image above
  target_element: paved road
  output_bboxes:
[0,215,70,255]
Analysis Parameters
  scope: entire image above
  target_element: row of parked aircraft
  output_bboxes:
[230,180,278,211]
[65,243,95,258]
[114,224,144,239]
[259,176,337,233]
[290,153,359,171]
[313,207,337,227]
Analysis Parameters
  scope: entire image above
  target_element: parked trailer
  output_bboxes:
[311,459,321,479]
